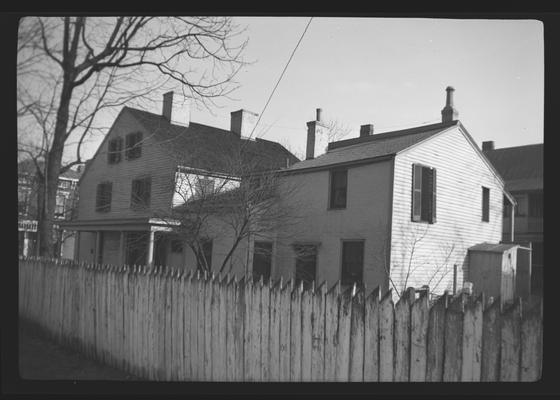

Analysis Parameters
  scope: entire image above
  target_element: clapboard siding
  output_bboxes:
[390,126,504,294]
[77,109,177,221]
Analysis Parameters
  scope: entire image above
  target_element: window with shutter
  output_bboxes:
[411,164,436,223]
[108,138,123,164]
[95,182,112,212]
[329,169,348,209]
[252,241,273,283]
[131,177,151,210]
[196,239,213,273]
[125,132,142,160]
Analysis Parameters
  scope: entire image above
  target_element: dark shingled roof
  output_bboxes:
[287,120,459,172]
[483,143,543,192]
[125,107,299,175]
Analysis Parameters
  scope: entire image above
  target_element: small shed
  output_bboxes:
[468,242,519,306]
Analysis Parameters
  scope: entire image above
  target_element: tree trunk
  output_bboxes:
[37,79,73,257]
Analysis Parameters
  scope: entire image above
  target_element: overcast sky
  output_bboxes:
[77,17,544,162]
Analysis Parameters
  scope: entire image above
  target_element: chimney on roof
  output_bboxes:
[306,108,329,160]
[441,86,459,123]
[231,109,259,138]
[482,141,495,151]
[162,91,190,127]
[360,124,374,137]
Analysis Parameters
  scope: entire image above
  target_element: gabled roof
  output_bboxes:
[483,143,543,192]
[286,120,459,172]
[125,107,299,175]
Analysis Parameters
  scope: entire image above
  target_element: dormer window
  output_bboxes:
[125,132,142,160]
[108,137,123,164]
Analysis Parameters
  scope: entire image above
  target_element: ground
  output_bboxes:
[18,320,138,381]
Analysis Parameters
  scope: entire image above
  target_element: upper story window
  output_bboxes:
[482,187,490,222]
[95,182,112,213]
[58,179,72,189]
[412,164,437,223]
[18,188,29,216]
[195,177,215,198]
[341,240,364,286]
[55,194,66,218]
[125,132,142,160]
[253,241,273,284]
[131,177,151,210]
[329,169,347,209]
[108,137,123,164]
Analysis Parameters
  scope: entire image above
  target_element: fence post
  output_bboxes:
[379,288,394,382]
[426,291,448,381]
[289,280,303,382]
[481,296,502,381]
[520,296,543,381]
[278,278,292,381]
[349,285,365,382]
[311,281,327,382]
[363,286,380,382]
[410,288,429,382]
[335,284,353,382]
[461,293,484,381]
[443,294,465,381]
[301,281,314,381]
[500,297,522,381]
[394,287,415,381]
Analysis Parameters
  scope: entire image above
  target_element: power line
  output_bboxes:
[247,17,313,141]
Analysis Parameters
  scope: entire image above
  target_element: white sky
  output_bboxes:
[74,17,544,162]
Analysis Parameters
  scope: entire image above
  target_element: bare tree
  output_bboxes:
[17,16,248,257]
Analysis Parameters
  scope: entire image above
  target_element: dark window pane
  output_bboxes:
[341,241,364,286]
[196,239,213,273]
[330,170,347,209]
[294,244,317,289]
[131,177,151,210]
[108,138,122,164]
[95,182,112,212]
[482,187,490,222]
[125,132,142,160]
[412,164,437,223]
[253,241,273,283]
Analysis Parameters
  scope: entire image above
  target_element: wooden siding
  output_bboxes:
[76,109,177,221]
[390,126,504,295]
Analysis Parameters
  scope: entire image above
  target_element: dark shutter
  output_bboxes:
[330,170,348,209]
[412,164,423,221]
[482,187,490,222]
[422,167,436,223]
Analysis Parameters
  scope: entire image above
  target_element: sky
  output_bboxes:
[76,17,544,162]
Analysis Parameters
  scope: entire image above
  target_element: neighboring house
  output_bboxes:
[62,91,299,276]
[265,87,515,297]
[482,142,543,294]
[18,159,83,258]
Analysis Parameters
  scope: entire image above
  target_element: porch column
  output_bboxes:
[147,230,155,267]
[23,231,29,257]
[95,231,101,264]
[119,231,126,266]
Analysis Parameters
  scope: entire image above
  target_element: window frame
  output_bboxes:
[411,163,437,224]
[108,137,123,164]
[95,181,112,213]
[252,240,273,283]
[130,176,152,210]
[196,238,213,273]
[328,168,348,210]
[125,132,143,160]
[293,243,319,289]
[482,186,490,222]
[340,239,365,287]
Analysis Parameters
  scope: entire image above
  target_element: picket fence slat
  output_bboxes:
[18,258,543,383]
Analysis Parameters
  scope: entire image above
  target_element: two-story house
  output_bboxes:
[262,87,515,297]
[482,142,543,294]
[62,91,299,276]
[18,159,83,258]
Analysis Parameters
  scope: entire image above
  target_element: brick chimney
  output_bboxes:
[162,91,190,126]
[231,109,259,138]
[306,108,328,160]
[482,141,495,151]
[360,124,374,137]
[441,86,459,123]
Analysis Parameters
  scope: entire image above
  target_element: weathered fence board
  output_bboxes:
[18,258,543,383]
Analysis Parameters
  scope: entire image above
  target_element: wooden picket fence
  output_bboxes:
[18,257,542,382]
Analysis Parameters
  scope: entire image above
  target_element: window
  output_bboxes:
[108,137,123,164]
[18,189,29,216]
[341,240,364,286]
[514,194,528,217]
[196,239,213,272]
[294,244,318,289]
[125,132,142,160]
[170,238,184,253]
[412,164,437,223]
[131,177,151,210]
[529,192,543,217]
[252,241,273,283]
[482,187,490,222]
[329,169,347,209]
[58,179,71,189]
[55,194,66,218]
[195,177,215,198]
[95,182,112,212]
